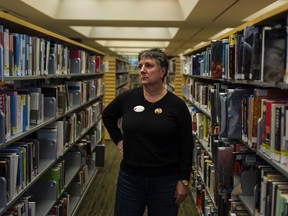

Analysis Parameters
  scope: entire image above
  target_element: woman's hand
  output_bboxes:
[117,140,124,159]
[175,181,189,206]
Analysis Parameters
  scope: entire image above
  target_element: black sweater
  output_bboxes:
[102,87,193,180]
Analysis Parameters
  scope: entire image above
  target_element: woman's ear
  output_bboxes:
[161,67,167,77]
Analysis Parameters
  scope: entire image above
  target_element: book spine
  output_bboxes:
[273,105,282,162]
[285,25,288,83]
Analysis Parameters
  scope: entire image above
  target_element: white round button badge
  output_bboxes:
[133,105,145,112]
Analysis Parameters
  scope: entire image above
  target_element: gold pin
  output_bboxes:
[154,108,162,114]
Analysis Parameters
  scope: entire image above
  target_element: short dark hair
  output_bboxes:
[138,48,169,77]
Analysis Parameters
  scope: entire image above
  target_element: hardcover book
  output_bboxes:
[250,88,288,149]
[241,26,259,80]
[210,40,223,79]
[261,26,286,82]
[216,145,234,194]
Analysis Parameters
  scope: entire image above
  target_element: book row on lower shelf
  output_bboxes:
[0,77,105,145]
[190,136,288,216]
[184,77,288,169]
[183,75,288,215]
[0,101,105,216]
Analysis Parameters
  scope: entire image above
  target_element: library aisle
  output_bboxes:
[75,140,198,216]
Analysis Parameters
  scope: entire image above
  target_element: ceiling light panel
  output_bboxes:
[70,26,179,39]
[95,40,169,48]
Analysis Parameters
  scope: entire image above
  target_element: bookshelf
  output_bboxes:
[128,71,140,89]
[166,57,183,99]
[181,3,288,216]
[0,11,106,215]
[103,56,129,140]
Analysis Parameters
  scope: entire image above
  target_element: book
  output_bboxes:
[219,92,227,138]
[270,103,287,162]
[210,40,222,79]
[16,89,31,132]
[275,191,288,216]
[37,123,62,158]
[281,105,288,166]
[235,31,244,80]
[41,84,68,116]
[271,183,288,216]
[266,181,288,216]
[264,100,288,157]
[216,145,234,194]
[0,157,10,200]
[66,81,82,107]
[29,87,43,125]
[226,88,252,140]
[0,152,19,201]
[260,173,286,215]
[1,146,24,191]
[95,55,101,73]
[0,43,3,81]
[69,49,81,74]
[254,165,276,215]
[284,25,288,83]
[3,90,19,136]
[250,88,288,149]
[42,165,62,198]
[241,26,259,80]
[21,138,39,177]
[249,27,262,80]
[261,26,286,82]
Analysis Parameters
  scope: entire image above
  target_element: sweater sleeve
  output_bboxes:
[102,95,124,145]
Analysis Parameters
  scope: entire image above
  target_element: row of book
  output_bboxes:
[3,194,36,216]
[0,130,103,215]
[254,165,288,216]
[188,104,211,142]
[0,103,104,204]
[259,98,288,165]
[233,160,288,216]
[191,174,217,216]
[193,117,288,216]
[181,20,288,84]
[3,159,88,216]
[116,73,129,88]
[0,78,104,142]
[0,24,104,79]
[47,192,70,216]
[0,139,39,201]
[116,60,130,73]
[37,103,104,159]
[183,77,288,165]
[192,121,259,215]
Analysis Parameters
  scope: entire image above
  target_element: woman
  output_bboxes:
[102,48,194,216]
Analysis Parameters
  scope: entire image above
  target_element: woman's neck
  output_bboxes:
[143,85,167,103]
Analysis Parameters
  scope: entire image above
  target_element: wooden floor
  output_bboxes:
[76,140,198,216]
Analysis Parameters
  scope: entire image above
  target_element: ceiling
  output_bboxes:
[0,0,287,58]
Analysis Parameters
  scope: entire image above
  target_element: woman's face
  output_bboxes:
[138,57,165,86]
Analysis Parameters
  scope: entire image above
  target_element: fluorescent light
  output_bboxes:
[95,40,169,48]
[70,26,179,39]
[109,48,144,53]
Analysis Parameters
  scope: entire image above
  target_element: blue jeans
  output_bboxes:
[114,169,179,216]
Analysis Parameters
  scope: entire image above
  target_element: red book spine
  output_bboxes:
[69,50,81,59]
[95,55,101,73]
